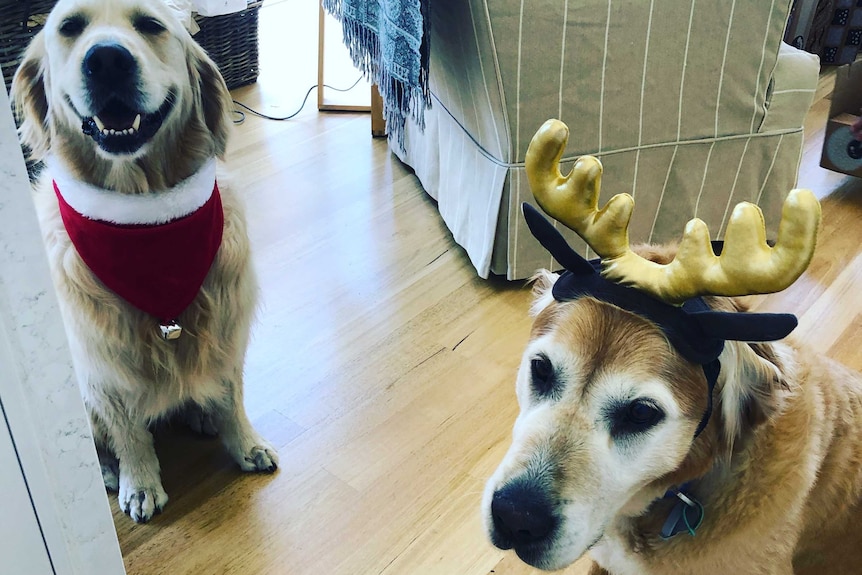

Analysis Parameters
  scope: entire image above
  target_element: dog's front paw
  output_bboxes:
[218,417,279,473]
[118,478,169,523]
[238,442,279,473]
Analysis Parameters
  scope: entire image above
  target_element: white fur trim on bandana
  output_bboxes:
[50,158,217,225]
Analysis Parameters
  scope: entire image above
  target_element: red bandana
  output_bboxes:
[54,180,224,323]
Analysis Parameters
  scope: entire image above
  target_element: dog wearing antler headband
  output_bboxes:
[482,119,862,574]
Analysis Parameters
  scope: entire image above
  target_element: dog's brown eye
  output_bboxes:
[530,354,557,398]
[628,401,662,426]
[134,16,166,35]
[59,15,86,37]
[608,399,665,438]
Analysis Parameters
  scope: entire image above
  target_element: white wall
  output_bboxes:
[0,86,125,575]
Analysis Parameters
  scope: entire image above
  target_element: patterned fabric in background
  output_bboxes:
[784,0,862,65]
[322,0,431,147]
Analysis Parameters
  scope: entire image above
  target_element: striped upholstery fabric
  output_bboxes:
[392,0,820,280]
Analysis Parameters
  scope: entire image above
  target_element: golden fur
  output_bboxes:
[484,245,862,574]
[11,0,277,523]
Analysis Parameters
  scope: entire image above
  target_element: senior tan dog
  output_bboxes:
[11,0,277,523]
[483,120,862,574]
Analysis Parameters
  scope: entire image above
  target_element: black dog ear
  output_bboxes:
[522,203,595,275]
[691,310,798,342]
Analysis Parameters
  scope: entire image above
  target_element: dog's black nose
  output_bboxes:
[491,480,557,546]
[83,43,137,86]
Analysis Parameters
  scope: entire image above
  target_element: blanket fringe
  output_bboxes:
[322,0,431,149]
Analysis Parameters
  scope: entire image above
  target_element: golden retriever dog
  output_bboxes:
[483,122,862,574]
[484,258,862,575]
[11,0,277,523]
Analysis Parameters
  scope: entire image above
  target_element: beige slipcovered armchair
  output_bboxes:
[392,0,819,279]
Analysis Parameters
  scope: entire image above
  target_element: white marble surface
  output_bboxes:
[0,85,125,574]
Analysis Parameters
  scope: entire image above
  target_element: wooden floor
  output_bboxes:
[111,10,862,575]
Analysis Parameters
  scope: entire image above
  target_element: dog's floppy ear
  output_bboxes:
[10,31,50,160]
[530,269,559,317]
[713,297,790,454]
[188,43,232,158]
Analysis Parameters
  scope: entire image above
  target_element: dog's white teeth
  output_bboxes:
[94,116,105,132]
[132,114,141,131]
[98,127,137,137]
[96,123,138,137]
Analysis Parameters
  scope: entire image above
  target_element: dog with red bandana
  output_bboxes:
[11,0,277,523]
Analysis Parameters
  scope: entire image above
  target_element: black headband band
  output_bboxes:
[522,203,798,349]
[552,264,726,364]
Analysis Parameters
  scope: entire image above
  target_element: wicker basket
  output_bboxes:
[193,0,262,90]
[0,1,262,92]
[0,0,56,90]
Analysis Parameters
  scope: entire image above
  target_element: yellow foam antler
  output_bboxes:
[526,119,821,304]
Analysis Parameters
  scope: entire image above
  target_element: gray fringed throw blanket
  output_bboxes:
[322,0,431,147]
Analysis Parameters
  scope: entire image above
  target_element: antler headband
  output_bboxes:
[526,119,821,305]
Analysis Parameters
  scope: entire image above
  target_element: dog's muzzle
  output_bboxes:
[78,42,176,155]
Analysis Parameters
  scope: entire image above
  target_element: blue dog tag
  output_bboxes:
[660,490,704,539]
